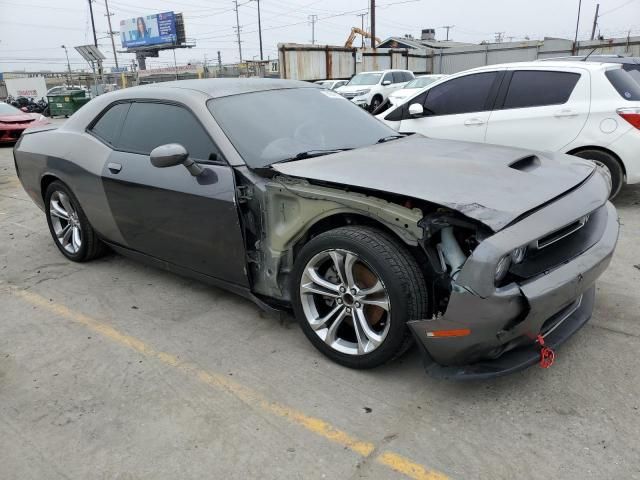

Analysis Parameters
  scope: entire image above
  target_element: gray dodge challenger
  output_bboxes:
[13,79,619,379]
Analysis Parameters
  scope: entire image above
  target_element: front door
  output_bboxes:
[398,71,503,143]
[100,100,248,287]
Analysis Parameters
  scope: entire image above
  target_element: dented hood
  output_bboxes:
[272,135,595,231]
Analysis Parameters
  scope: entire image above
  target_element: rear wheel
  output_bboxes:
[291,226,428,369]
[45,180,106,262]
[572,149,624,199]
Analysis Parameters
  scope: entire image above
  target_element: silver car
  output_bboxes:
[13,79,618,379]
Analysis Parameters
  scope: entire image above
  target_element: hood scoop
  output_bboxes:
[509,155,541,172]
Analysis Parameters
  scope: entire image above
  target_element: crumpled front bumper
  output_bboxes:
[409,189,619,380]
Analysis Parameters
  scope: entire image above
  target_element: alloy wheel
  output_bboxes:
[49,191,82,254]
[299,249,391,355]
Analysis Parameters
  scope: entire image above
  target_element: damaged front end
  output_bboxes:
[408,169,618,380]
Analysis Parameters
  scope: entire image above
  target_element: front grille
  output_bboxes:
[510,205,606,280]
[341,92,357,99]
[537,215,589,249]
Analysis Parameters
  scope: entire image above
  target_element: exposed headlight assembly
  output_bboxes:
[495,246,527,283]
[355,89,371,96]
[494,255,511,282]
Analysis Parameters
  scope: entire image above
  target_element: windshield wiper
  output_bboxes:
[272,148,353,165]
[377,135,404,143]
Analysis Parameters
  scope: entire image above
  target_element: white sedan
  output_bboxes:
[387,75,447,106]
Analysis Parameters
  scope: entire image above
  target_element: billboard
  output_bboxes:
[120,12,177,49]
[5,77,48,99]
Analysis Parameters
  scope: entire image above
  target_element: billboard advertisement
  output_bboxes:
[120,12,177,49]
[5,77,48,99]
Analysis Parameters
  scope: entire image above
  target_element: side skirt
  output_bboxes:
[103,241,284,316]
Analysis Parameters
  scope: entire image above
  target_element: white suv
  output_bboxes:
[379,61,640,198]
[336,69,414,112]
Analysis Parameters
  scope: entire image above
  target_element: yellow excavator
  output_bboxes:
[344,27,381,48]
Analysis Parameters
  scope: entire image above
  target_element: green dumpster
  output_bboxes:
[47,90,90,117]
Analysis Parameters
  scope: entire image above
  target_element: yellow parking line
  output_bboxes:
[11,286,448,480]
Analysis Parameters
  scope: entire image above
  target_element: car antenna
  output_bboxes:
[582,47,598,61]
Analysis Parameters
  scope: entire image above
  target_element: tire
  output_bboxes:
[369,96,382,113]
[45,180,106,262]
[572,149,624,199]
[291,226,428,369]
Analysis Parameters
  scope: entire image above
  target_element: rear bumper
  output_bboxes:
[606,128,640,184]
[408,200,619,379]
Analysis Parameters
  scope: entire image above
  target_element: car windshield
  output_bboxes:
[0,103,22,115]
[404,77,439,89]
[208,87,396,168]
[347,73,382,86]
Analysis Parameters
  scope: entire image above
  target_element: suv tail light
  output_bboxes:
[617,107,640,129]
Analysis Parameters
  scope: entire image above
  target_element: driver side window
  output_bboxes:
[421,72,498,116]
[116,102,221,161]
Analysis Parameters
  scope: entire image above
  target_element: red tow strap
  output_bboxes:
[536,335,555,369]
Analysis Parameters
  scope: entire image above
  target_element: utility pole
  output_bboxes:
[253,0,263,60]
[61,45,72,84]
[308,14,318,45]
[441,25,454,41]
[573,0,582,54]
[357,13,367,47]
[87,0,102,77]
[494,32,504,43]
[370,0,376,48]
[590,3,600,40]
[104,0,119,70]
[233,0,243,63]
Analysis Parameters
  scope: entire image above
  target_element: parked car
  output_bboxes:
[379,61,640,198]
[0,102,49,144]
[336,69,414,111]
[314,79,349,90]
[387,74,447,105]
[13,79,618,379]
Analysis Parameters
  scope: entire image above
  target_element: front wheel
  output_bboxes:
[369,96,382,113]
[291,226,428,369]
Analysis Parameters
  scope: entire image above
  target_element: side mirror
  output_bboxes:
[408,103,424,117]
[150,143,203,176]
[382,80,392,86]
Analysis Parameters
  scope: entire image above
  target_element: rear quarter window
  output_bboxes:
[89,103,130,146]
[606,68,640,100]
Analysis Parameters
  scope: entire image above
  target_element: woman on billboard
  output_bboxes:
[136,17,149,40]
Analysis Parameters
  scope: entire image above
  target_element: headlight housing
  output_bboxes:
[510,246,527,264]
[495,246,527,283]
[355,89,370,96]
[494,255,511,282]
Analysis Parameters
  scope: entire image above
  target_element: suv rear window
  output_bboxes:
[607,68,640,99]
[503,71,580,109]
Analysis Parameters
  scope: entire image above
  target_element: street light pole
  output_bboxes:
[61,45,72,85]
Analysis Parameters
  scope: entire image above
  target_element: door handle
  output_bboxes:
[554,109,579,118]
[464,118,485,126]
[107,162,122,174]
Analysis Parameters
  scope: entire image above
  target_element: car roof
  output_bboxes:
[132,78,318,98]
[358,69,411,74]
[456,60,621,75]
[540,55,640,64]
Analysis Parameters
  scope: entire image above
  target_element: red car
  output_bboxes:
[0,102,49,144]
